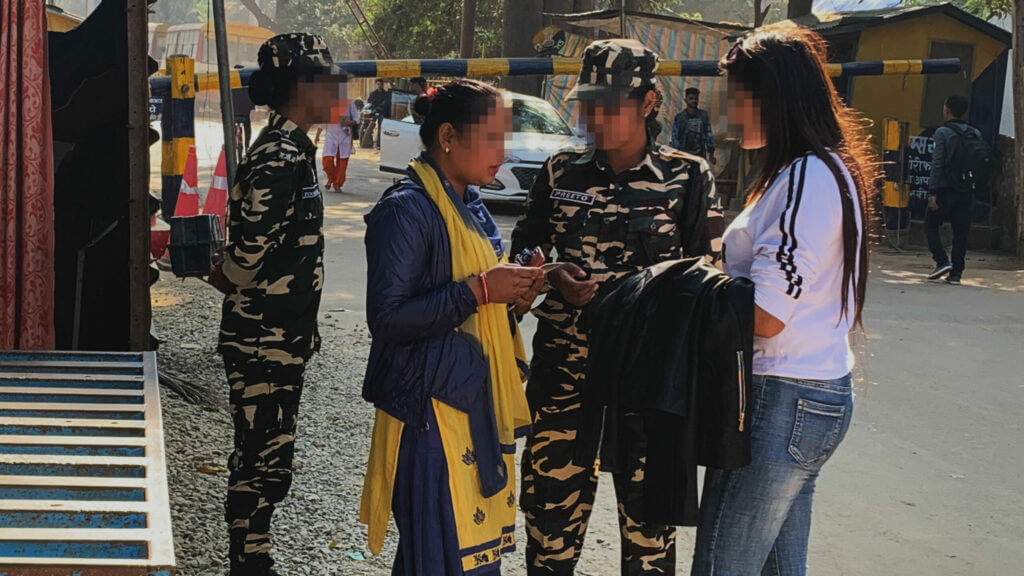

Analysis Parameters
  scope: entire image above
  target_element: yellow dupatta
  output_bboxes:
[360,158,531,573]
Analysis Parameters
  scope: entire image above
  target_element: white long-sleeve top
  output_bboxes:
[321,100,360,159]
[722,153,862,380]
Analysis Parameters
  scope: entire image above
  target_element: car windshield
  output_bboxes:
[513,98,573,136]
[389,90,417,123]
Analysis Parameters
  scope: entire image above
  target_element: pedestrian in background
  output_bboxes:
[367,78,388,149]
[315,97,360,192]
[691,23,877,576]
[925,95,989,285]
[367,78,387,109]
[360,79,544,575]
[410,76,428,124]
[410,76,427,96]
[512,39,723,576]
[207,33,343,576]
[671,86,717,165]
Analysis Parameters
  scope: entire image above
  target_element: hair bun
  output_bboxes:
[412,94,432,118]
[248,70,273,106]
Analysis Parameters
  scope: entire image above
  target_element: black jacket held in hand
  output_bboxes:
[574,257,754,526]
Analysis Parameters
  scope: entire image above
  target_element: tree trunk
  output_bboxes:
[545,0,574,20]
[461,0,478,58]
[787,0,814,19]
[754,0,771,27]
[238,0,278,31]
[503,0,544,95]
[1015,1,1024,257]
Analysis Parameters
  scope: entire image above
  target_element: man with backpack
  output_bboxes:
[926,95,992,285]
[671,87,717,165]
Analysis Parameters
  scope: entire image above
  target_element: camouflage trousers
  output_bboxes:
[223,358,305,575]
[520,358,676,575]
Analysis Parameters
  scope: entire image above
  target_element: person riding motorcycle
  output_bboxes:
[365,79,388,149]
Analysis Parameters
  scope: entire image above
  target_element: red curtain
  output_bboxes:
[0,0,55,349]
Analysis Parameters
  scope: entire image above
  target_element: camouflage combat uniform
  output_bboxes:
[216,33,333,576]
[512,142,723,576]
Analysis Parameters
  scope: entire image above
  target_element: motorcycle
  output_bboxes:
[359,103,381,149]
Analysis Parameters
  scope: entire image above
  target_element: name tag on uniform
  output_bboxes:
[302,184,321,199]
[550,188,595,205]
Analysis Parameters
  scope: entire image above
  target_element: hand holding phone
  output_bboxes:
[512,246,547,314]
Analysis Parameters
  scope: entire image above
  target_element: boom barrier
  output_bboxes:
[149,57,962,95]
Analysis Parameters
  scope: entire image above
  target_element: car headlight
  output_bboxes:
[482,179,505,191]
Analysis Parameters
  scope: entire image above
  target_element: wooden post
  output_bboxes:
[502,0,543,96]
[126,0,151,351]
[620,0,626,37]
[461,0,478,59]
[1015,1,1024,257]
[212,0,238,185]
[544,0,573,24]
[160,56,195,218]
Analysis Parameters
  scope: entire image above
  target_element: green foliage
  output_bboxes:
[274,0,357,57]
[353,0,503,59]
[151,0,204,24]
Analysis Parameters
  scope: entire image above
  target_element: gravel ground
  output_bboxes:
[151,273,685,576]
[153,276,395,576]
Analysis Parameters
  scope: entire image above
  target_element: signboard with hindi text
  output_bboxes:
[905,129,936,220]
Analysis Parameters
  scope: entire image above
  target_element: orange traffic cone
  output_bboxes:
[174,146,200,217]
[202,149,229,235]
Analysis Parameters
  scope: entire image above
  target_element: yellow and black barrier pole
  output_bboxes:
[149,57,962,94]
[159,55,195,218]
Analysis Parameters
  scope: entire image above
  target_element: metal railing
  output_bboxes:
[0,351,174,575]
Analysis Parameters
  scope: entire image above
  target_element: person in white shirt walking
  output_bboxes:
[691,23,878,576]
[316,98,360,191]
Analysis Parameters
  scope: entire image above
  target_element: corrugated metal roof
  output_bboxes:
[793,3,1011,44]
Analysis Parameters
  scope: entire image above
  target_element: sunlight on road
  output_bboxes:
[323,203,374,241]
[874,264,1024,292]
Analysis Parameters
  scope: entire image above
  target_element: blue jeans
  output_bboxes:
[691,374,854,576]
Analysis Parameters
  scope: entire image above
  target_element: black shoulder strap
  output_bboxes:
[944,122,975,139]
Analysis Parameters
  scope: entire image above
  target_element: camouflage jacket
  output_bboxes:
[510,145,724,357]
[218,112,325,366]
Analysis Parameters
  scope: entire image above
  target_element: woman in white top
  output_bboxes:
[315,98,360,191]
[691,23,877,576]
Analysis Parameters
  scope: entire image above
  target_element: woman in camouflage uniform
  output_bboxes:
[208,33,344,576]
[512,39,723,576]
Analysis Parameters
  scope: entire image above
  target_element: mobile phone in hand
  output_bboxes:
[514,246,546,267]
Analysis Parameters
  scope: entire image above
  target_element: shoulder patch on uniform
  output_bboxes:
[302,183,321,199]
[247,130,304,176]
[275,137,302,162]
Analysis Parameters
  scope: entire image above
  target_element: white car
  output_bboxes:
[379,91,587,203]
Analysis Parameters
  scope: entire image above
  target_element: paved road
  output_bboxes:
[319,153,1024,575]
[162,127,1024,575]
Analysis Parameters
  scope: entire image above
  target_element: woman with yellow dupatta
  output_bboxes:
[360,79,545,575]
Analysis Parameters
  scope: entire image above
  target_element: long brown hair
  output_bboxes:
[721,23,879,328]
